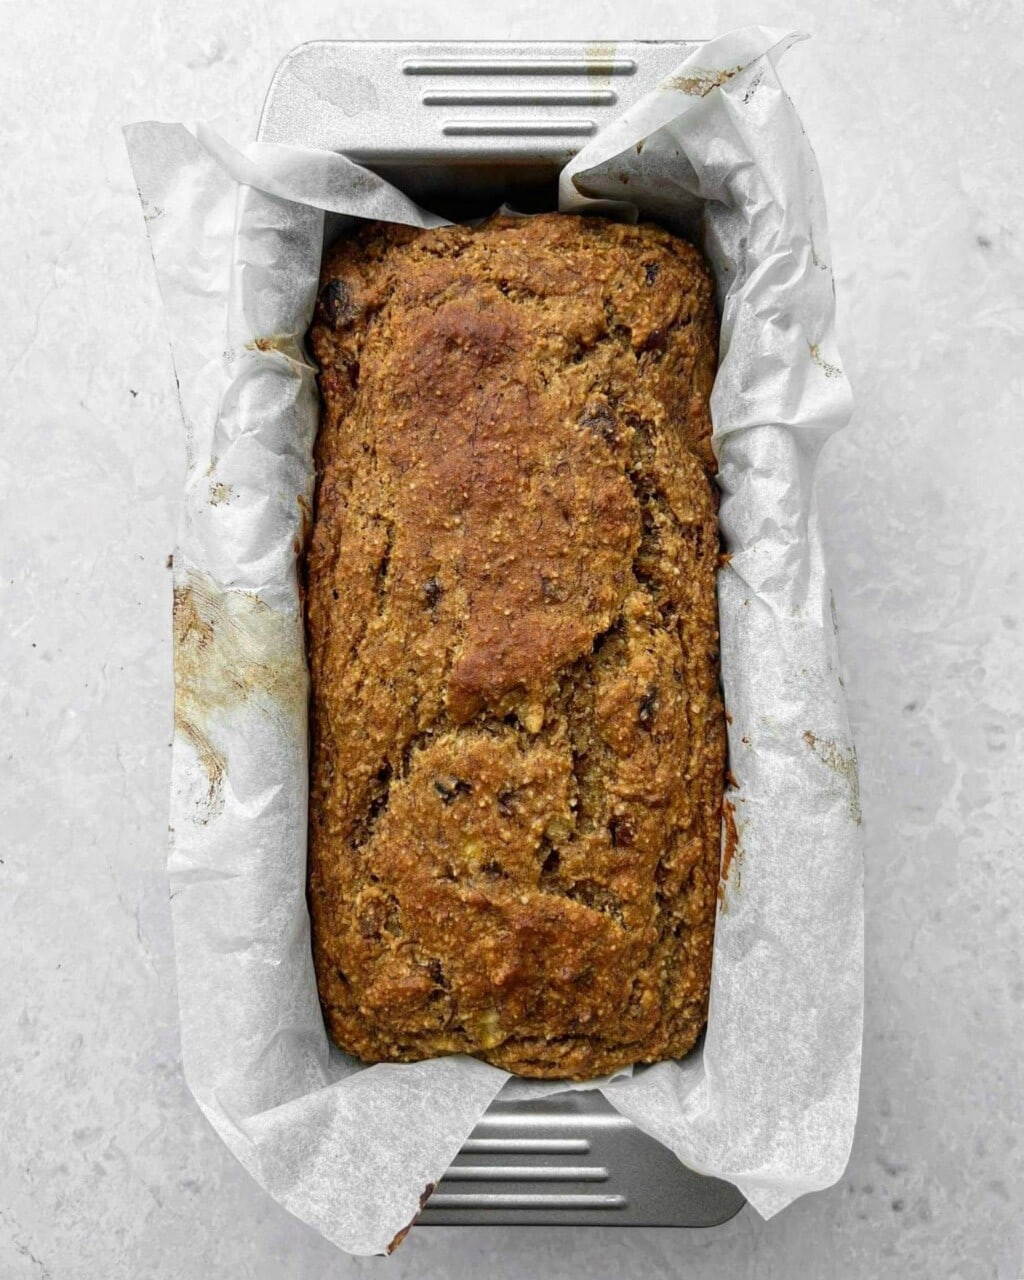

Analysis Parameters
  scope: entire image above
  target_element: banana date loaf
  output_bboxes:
[306,212,724,1080]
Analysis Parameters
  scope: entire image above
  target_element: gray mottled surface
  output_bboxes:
[1,1,1021,1277]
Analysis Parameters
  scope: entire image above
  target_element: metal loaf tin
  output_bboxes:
[259,40,746,1231]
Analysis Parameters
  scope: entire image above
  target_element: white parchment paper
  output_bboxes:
[125,26,863,1255]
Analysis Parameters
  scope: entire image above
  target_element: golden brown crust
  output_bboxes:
[306,213,724,1080]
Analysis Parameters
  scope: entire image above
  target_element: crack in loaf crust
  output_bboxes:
[306,213,724,1080]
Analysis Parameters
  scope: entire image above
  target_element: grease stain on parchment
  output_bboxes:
[661,65,743,97]
[809,232,829,271]
[385,1182,436,1255]
[718,797,741,909]
[804,730,862,825]
[741,68,765,103]
[808,342,844,379]
[173,569,307,822]
[209,481,233,505]
[247,334,314,370]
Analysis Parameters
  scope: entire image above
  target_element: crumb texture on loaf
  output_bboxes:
[306,213,724,1080]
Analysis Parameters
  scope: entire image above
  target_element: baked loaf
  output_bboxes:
[306,213,724,1080]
